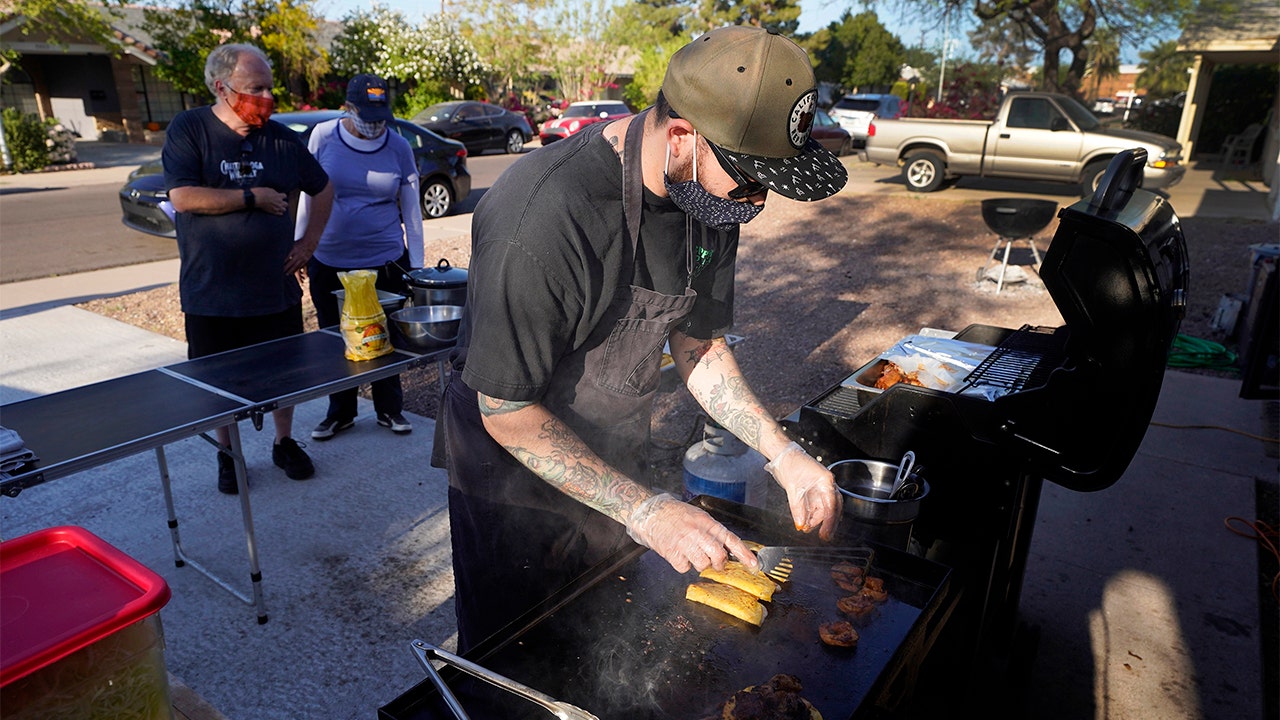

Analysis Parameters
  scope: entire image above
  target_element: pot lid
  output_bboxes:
[406,258,468,288]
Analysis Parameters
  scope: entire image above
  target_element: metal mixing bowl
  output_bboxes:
[829,458,930,525]
[390,305,463,351]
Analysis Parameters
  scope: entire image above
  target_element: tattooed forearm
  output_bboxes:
[502,416,650,523]
[478,394,533,416]
[696,376,766,445]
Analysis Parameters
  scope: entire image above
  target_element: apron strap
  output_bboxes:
[622,108,649,257]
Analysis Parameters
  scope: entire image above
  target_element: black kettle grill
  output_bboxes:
[782,149,1189,683]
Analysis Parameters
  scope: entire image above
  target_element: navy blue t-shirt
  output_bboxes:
[163,107,329,316]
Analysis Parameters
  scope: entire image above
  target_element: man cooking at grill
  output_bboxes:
[441,26,848,652]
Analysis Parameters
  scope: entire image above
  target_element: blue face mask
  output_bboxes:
[662,132,763,231]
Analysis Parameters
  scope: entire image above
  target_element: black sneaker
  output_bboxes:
[311,416,355,440]
[218,452,239,495]
[377,412,413,434]
[272,437,315,480]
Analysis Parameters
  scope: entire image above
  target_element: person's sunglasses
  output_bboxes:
[707,141,766,199]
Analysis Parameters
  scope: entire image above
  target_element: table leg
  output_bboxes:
[166,426,270,623]
[226,422,269,624]
[155,446,186,568]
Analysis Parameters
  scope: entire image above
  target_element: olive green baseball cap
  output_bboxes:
[662,26,847,202]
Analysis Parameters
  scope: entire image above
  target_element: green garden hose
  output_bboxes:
[1168,333,1239,370]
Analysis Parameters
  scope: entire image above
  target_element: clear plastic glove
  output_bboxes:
[626,493,759,574]
[765,442,842,541]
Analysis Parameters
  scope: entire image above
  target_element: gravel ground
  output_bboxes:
[78,195,1276,489]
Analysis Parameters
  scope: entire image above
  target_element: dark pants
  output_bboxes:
[307,254,407,420]
[185,305,304,359]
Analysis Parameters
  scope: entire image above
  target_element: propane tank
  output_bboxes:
[682,420,770,508]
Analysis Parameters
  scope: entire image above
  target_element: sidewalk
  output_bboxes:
[1,141,1275,720]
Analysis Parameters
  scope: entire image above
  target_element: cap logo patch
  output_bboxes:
[366,87,387,104]
[788,89,817,150]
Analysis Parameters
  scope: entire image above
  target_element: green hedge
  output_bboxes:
[1,109,79,172]
[2,107,49,173]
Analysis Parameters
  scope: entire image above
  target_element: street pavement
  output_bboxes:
[0,140,1275,720]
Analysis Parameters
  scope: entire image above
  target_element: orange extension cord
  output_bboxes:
[1226,516,1280,602]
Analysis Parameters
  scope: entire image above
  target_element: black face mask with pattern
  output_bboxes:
[662,132,763,231]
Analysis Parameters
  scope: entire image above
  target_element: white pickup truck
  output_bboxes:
[863,91,1186,195]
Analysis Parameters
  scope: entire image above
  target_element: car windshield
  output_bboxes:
[1057,96,1101,131]
[834,98,882,112]
[414,103,461,123]
[563,104,625,118]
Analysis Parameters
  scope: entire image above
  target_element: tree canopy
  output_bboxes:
[808,10,906,93]
[140,0,332,108]
[1136,40,1193,98]
[1,0,125,71]
[887,0,1226,98]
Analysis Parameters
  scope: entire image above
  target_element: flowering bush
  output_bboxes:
[1,110,80,172]
[45,119,77,164]
[920,63,1004,121]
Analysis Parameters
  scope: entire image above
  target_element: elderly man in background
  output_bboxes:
[163,43,333,494]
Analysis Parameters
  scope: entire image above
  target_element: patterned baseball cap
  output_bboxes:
[346,73,394,122]
[662,26,848,202]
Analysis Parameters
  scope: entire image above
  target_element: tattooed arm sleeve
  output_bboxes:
[668,331,795,461]
[477,393,651,524]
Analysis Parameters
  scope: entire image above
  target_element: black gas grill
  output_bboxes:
[782,149,1190,678]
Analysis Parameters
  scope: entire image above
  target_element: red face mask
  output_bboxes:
[226,86,275,128]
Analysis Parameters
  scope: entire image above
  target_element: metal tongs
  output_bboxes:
[411,640,601,720]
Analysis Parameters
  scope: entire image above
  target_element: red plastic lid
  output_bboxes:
[0,526,171,687]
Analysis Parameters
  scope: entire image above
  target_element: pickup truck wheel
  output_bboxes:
[1081,160,1109,197]
[903,151,945,192]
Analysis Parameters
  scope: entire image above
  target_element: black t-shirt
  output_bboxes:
[457,122,738,402]
[163,107,329,316]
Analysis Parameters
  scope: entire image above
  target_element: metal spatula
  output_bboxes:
[412,640,601,720]
[745,541,875,583]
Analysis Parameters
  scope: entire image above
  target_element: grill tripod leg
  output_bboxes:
[997,241,1013,293]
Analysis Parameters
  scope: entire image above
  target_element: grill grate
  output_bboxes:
[960,325,1066,395]
[813,385,863,419]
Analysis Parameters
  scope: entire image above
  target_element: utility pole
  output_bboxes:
[937,7,950,102]
[0,58,11,171]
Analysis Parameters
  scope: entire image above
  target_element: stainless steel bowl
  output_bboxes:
[829,458,930,525]
[390,305,463,351]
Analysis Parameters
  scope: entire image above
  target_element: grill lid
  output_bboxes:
[995,149,1189,490]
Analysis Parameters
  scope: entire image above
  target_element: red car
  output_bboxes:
[539,100,632,144]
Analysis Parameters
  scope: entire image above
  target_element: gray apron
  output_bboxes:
[444,110,698,652]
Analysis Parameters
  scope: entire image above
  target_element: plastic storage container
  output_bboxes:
[0,526,174,720]
[682,421,769,507]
